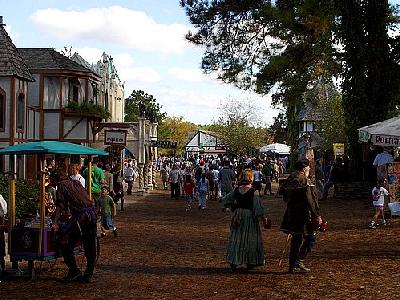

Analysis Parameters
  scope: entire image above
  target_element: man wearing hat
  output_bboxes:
[280,158,322,274]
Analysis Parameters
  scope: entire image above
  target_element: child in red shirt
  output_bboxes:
[184,175,196,211]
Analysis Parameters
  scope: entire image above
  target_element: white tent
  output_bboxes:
[259,143,291,155]
[358,116,400,146]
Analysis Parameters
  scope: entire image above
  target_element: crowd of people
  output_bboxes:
[157,155,289,208]
[156,154,323,274]
[2,148,394,280]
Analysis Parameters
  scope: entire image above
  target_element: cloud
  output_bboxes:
[5,25,19,42]
[168,67,208,82]
[71,47,160,83]
[30,6,190,55]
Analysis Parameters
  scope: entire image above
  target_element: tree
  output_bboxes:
[337,0,400,176]
[124,90,166,123]
[158,116,198,156]
[269,111,287,144]
[181,0,338,156]
[182,1,400,178]
[213,99,272,156]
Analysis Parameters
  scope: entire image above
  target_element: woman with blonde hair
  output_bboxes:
[223,168,267,272]
[70,163,85,188]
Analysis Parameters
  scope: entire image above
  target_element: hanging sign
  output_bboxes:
[104,130,127,145]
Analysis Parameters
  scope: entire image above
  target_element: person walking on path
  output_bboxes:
[123,163,135,195]
[98,186,118,237]
[369,179,389,229]
[184,175,196,211]
[219,160,235,199]
[223,169,267,272]
[197,173,209,209]
[82,158,106,202]
[169,164,181,199]
[280,159,322,274]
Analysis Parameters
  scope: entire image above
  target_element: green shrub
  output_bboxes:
[0,175,40,218]
[66,101,111,119]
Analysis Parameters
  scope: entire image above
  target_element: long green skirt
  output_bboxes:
[226,208,265,266]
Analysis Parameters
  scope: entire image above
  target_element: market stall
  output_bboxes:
[358,117,400,216]
[0,141,108,276]
[259,143,291,156]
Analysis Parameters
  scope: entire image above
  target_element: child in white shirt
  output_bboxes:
[369,179,389,228]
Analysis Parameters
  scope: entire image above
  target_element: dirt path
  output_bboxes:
[1,184,400,299]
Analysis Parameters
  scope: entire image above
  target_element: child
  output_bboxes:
[197,173,209,209]
[98,186,117,237]
[183,175,196,211]
[369,179,389,229]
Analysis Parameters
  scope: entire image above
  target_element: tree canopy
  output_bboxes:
[124,90,166,123]
[181,0,400,176]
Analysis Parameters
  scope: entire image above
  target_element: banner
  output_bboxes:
[371,134,400,147]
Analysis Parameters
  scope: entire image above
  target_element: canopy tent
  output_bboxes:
[0,141,108,155]
[259,143,291,155]
[0,141,107,262]
[358,116,400,147]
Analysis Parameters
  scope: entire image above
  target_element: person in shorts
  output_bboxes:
[369,179,389,229]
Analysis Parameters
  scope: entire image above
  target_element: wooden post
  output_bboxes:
[88,156,92,202]
[38,155,46,257]
[8,155,16,255]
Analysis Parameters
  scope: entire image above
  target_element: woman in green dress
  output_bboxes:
[223,168,267,272]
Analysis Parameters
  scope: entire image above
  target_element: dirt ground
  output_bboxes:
[1,179,400,300]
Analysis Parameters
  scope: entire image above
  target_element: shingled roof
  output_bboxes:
[0,18,34,81]
[17,48,94,74]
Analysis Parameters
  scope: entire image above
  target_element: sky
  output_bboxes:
[0,0,281,126]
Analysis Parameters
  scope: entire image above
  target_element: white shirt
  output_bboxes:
[371,186,388,206]
[70,174,85,188]
[373,151,394,167]
[0,194,7,217]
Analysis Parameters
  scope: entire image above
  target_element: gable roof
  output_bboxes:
[18,48,94,74]
[296,101,322,122]
[0,21,34,81]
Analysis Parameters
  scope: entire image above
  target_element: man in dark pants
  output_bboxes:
[280,159,322,274]
[52,167,97,283]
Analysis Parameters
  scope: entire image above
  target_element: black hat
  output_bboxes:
[294,159,310,171]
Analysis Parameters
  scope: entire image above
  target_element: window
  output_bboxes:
[68,78,81,102]
[16,93,25,131]
[0,89,5,131]
[105,93,109,111]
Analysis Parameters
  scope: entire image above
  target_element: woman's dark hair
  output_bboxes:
[294,159,310,171]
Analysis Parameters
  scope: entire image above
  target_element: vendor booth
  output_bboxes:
[358,117,400,216]
[259,143,291,156]
[0,141,108,277]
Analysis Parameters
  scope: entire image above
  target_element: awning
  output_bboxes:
[259,143,290,155]
[358,116,400,146]
[0,141,108,155]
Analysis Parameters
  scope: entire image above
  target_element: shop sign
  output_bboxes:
[105,130,127,145]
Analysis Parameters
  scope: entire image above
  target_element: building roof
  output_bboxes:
[0,19,34,81]
[296,101,322,122]
[17,48,94,74]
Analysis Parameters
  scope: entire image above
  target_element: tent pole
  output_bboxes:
[38,154,46,257]
[88,156,92,202]
[8,155,16,255]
